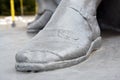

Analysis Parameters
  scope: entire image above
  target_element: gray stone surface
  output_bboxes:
[0,23,120,80]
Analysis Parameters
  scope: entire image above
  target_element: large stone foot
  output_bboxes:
[27,0,58,33]
[16,0,102,72]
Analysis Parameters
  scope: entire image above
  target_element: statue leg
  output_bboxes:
[16,0,102,72]
[27,0,60,33]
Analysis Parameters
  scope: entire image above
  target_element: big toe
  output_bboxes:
[16,52,29,63]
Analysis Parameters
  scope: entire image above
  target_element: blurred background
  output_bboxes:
[0,0,37,28]
[0,0,36,16]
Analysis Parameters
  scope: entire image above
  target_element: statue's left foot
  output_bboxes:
[27,0,58,33]
[16,0,102,72]
[27,10,53,33]
[27,14,41,26]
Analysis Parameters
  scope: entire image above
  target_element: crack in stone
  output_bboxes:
[36,49,64,61]
[69,7,93,32]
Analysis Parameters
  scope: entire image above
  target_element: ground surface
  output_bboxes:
[0,16,120,80]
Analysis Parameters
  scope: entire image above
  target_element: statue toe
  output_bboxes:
[16,50,62,63]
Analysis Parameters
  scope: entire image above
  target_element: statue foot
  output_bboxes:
[27,10,53,33]
[16,0,102,72]
[27,0,58,33]
[27,14,41,26]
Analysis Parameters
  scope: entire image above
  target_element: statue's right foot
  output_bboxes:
[16,0,102,72]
